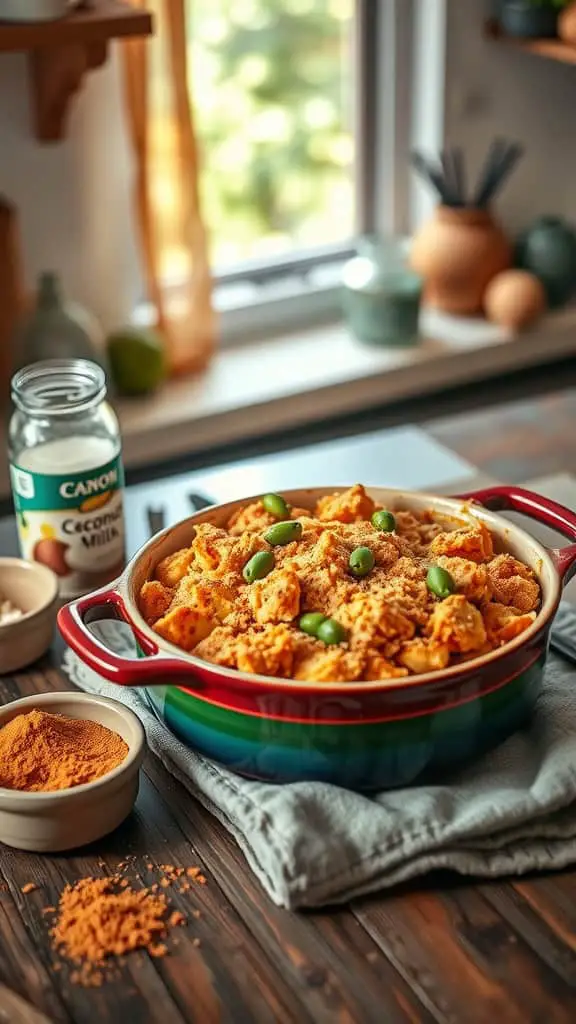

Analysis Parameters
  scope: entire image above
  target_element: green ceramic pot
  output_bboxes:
[515,216,576,308]
[499,2,559,39]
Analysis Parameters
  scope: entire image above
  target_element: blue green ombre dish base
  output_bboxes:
[144,656,543,790]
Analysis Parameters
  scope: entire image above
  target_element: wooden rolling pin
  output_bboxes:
[0,981,53,1023]
[0,196,24,408]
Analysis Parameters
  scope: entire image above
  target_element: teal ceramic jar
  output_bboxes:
[341,236,422,347]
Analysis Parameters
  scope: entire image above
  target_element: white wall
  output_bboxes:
[0,50,142,331]
[444,0,576,233]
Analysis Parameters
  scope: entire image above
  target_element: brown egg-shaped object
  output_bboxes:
[559,3,576,45]
[33,538,71,577]
[483,270,546,330]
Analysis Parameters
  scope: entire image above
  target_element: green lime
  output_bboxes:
[106,327,166,396]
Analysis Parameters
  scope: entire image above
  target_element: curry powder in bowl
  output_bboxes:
[0,708,129,792]
[0,692,145,851]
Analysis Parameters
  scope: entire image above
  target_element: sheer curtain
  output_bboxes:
[122,0,215,375]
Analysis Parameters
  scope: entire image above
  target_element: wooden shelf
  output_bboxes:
[0,1,153,142]
[486,17,576,66]
[0,0,152,52]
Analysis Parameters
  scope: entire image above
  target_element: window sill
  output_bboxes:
[1,307,575,501]
[116,305,576,469]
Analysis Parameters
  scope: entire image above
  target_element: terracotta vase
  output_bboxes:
[558,3,576,44]
[410,206,512,315]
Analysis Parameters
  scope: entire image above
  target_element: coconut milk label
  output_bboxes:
[10,454,126,598]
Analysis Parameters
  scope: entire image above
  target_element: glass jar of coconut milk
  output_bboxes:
[8,359,126,599]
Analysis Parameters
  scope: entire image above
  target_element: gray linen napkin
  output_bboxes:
[62,606,576,909]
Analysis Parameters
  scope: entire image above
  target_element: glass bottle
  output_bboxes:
[8,358,125,599]
[13,271,106,373]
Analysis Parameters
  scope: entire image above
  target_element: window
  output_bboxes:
[190,0,356,270]
[156,1,414,340]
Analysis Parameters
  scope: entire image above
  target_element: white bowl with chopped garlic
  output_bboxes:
[0,558,58,674]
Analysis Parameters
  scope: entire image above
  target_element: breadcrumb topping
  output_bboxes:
[138,486,541,682]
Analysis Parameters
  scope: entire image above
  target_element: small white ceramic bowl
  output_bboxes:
[0,691,145,852]
[0,558,59,674]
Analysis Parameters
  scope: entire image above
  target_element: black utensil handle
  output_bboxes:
[472,137,506,207]
[146,507,166,536]
[188,492,214,512]
[410,151,449,204]
[452,147,466,207]
[440,150,456,205]
[481,144,524,205]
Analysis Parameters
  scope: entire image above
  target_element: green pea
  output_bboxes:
[349,546,375,578]
[262,492,289,519]
[371,509,396,533]
[317,618,347,646]
[243,550,275,583]
[299,612,327,637]
[264,520,302,546]
[426,565,456,599]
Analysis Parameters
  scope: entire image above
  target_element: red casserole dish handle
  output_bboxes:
[58,584,198,688]
[455,485,576,582]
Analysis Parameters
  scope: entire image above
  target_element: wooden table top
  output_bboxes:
[2,392,576,1023]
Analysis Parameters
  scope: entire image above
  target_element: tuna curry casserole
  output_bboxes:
[137,485,541,683]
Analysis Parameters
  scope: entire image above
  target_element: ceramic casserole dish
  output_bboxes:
[58,485,576,790]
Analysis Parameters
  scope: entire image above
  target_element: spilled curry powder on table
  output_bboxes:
[27,859,206,986]
[50,876,180,986]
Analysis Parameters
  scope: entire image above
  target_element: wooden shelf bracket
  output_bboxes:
[28,40,108,142]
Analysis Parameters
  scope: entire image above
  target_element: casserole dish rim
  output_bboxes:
[110,485,562,694]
